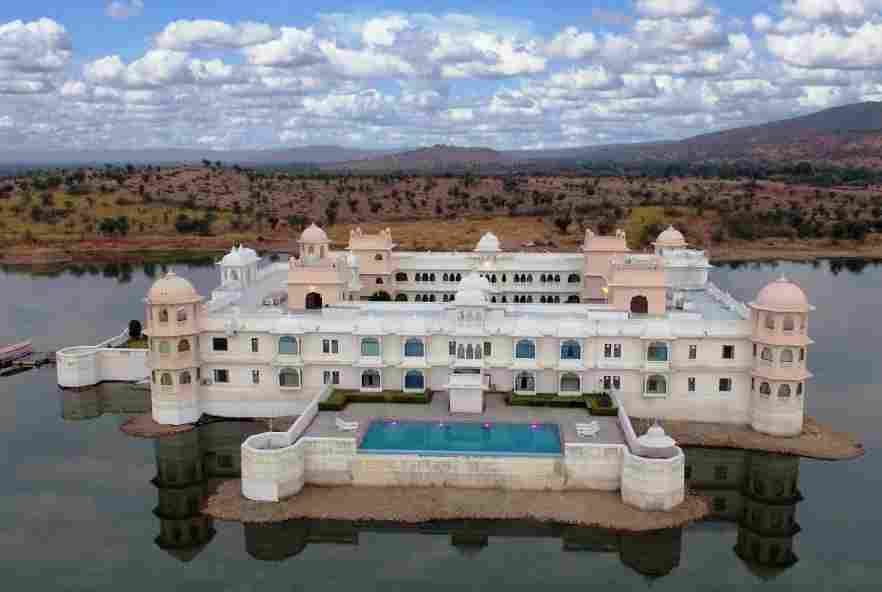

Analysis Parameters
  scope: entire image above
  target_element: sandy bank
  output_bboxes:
[631,416,864,461]
[203,479,710,531]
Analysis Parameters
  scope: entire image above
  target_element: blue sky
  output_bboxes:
[2,1,882,151]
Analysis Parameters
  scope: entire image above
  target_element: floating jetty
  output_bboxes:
[0,342,55,377]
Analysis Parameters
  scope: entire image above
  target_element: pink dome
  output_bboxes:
[751,277,810,312]
[147,271,202,304]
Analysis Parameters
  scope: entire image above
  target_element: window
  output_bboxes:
[560,340,581,360]
[362,369,381,389]
[213,369,229,383]
[404,338,424,357]
[159,341,171,354]
[361,337,380,357]
[604,344,612,358]
[645,374,667,394]
[602,375,622,390]
[376,278,383,285]
[719,378,732,392]
[515,372,535,392]
[780,349,794,365]
[322,370,340,385]
[560,373,580,392]
[753,343,757,357]
[448,341,456,356]
[278,336,298,355]
[251,337,259,353]
[689,345,697,360]
[568,273,580,284]
[404,370,425,390]
[613,344,622,358]
[374,253,383,261]
[751,378,755,391]
[759,382,771,396]
[178,339,190,353]
[797,383,803,396]
[765,314,775,330]
[212,337,228,352]
[783,316,795,331]
[778,384,791,398]
[714,465,729,480]
[279,367,301,388]
[323,339,340,354]
[515,339,536,359]
[180,371,191,385]
[647,341,668,362]
[396,272,408,282]
[760,347,773,362]
[176,307,187,322]
[722,345,735,360]
[251,369,260,384]
[799,348,805,362]
[483,341,492,358]
[688,377,696,392]
[160,373,173,386]
[158,309,169,323]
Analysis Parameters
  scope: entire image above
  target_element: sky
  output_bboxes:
[2,0,882,152]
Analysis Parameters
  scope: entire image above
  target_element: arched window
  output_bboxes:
[540,274,547,283]
[404,338,424,357]
[176,307,187,322]
[647,341,668,362]
[456,273,462,282]
[443,273,449,282]
[159,309,169,323]
[526,274,533,283]
[404,370,424,390]
[466,343,474,359]
[540,296,547,304]
[560,373,580,392]
[554,274,560,283]
[765,314,775,330]
[429,273,436,282]
[429,294,436,302]
[491,296,497,303]
[178,371,191,385]
[457,344,465,358]
[527,296,533,303]
[760,347,773,362]
[782,316,795,331]
[797,383,803,396]
[553,295,560,303]
[560,340,581,360]
[491,275,497,283]
[279,336,299,355]
[159,341,170,354]
[630,295,649,314]
[395,293,408,302]
[780,349,794,364]
[567,295,580,303]
[279,367,301,388]
[778,384,791,398]
[160,373,173,386]
[362,369,381,389]
[305,292,323,309]
[646,374,667,394]
[501,296,507,303]
[376,278,384,285]
[515,339,536,359]
[474,344,482,359]
[568,273,580,284]
[515,372,535,392]
[395,272,408,282]
[177,339,190,353]
[374,253,383,261]
[361,337,380,357]
[759,382,771,396]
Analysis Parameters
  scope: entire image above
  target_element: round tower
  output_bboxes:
[748,277,813,436]
[145,270,203,425]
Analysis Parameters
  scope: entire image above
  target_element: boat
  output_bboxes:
[0,340,33,367]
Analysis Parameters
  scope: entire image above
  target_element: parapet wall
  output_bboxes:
[57,331,149,388]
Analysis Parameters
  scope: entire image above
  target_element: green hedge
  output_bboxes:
[505,392,590,409]
[318,389,432,411]
[586,392,619,416]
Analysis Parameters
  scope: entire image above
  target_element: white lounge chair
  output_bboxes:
[575,421,600,438]
[335,416,359,432]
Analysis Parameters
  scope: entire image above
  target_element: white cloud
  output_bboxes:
[767,22,882,69]
[155,19,276,50]
[106,1,144,20]
[545,27,599,60]
[0,18,72,72]
[635,0,708,19]
[362,15,409,47]
[782,0,882,23]
[243,27,323,67]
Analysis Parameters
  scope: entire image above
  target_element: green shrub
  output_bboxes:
[318,389,432,411]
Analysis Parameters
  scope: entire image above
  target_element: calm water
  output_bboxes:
[0,259,880,589]
[359,419,562,455]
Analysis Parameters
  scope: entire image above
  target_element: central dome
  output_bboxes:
[220,245,259,267]
[475,232,501,253]
[300,223,329,243]
[147,271,201,304]
[654,225,686,247]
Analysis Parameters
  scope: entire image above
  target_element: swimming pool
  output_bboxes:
[358,419,562,456]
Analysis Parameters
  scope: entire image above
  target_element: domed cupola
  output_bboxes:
[475,232,501,253]
[298,223,330,264]
[750,277,812,313]
[653,226,687,251]
[147,271,202,305]
[455,272,490,306]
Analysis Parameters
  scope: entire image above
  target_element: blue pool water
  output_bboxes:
[358,419,562,456]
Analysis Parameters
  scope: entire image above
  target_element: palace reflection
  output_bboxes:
[60,386,802,578]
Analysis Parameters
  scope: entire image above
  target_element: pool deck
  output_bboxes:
[303,392,625,449]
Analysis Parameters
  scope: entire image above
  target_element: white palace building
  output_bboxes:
[129,224,811,437]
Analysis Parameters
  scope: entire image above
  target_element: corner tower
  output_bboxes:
[288,223,347,310]
[748,277,813,436]
[145,271,203,425]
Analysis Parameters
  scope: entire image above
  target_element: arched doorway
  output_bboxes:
[369,291,392,301]
[630,295,648,314]
[305,292,323,310]
[395,293,408,302]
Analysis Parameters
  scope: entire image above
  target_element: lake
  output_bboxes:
[0,259,879,589]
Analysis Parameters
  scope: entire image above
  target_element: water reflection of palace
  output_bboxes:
[684,448,802,579]
[59,388,803,577]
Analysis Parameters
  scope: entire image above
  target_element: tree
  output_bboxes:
[552,210,573,234]
[128,320,142,339]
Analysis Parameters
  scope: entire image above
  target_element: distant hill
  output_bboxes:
[323,145,514,172]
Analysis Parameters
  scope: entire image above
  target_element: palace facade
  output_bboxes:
[143,224,813,438]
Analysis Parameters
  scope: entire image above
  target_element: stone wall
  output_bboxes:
[57,332,149,388]
[621,449,686,511]
[563,444,625,490]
